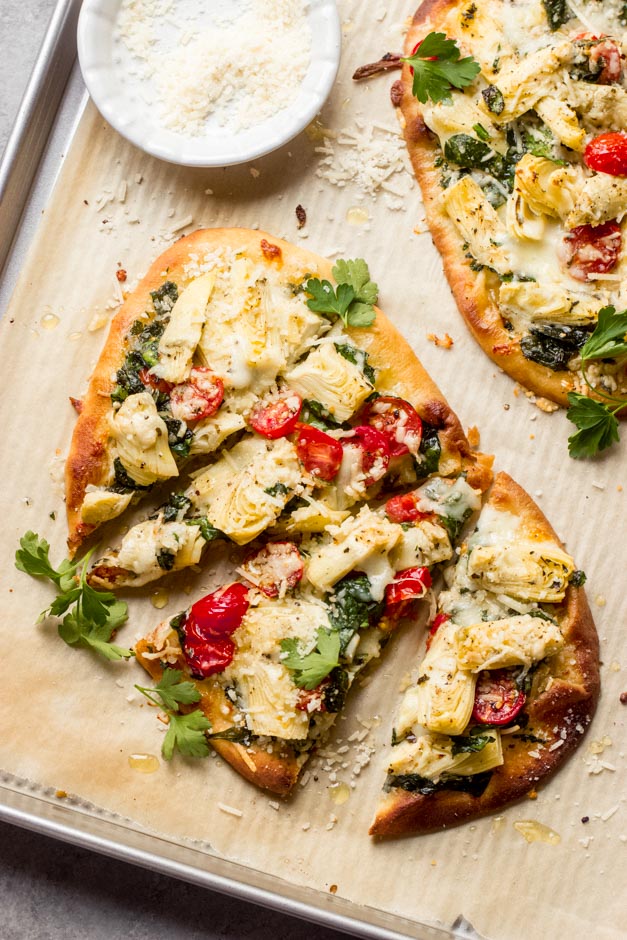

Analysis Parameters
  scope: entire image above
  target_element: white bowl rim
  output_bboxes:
[77,0,341,168]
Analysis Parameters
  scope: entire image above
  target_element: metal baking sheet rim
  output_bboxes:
[0,3,471,938]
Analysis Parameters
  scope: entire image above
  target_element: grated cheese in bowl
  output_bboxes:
[78,0,341,166]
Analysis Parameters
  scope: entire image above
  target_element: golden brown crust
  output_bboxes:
[66,226,492,557]
[397,1,579,407]
[369,471,600,837]
[135,634,301,796]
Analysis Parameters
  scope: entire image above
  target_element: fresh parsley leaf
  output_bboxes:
[162,711,211,761]
[579,306,627,363]
[136,669,201,710]
[331,259,378,305]
[305,258,378,328]
[15,533,132,661]
[566,393,620,459]
[281,628,341,690]
[403,32,480,105]
[328,574,384,652]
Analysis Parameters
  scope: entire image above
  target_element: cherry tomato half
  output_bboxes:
[239,541,304,597]
[170,367,225,423]
[589,38,623,84]
[472,669,526,726]
[426,612,450,650]
[296,685,327,714]
[344,425,391,486]
[385,491,425,523]
[182,582,250,678]
[361,396,423,457]
[249,390,302,439]
[139,368,173,395]
[584,132,627,176]
[296,424,344,481]
[385,566,432,616]
[560,221,622,282]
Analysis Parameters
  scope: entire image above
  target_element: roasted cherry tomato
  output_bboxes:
[584,132,627,176]
[361,396,423,457]
[239,541,304,597]
[296,685,327,714]
[170,367,225,423]
[560,221,622,282]
[249,390,302,439]
[426,611,450,650]
[182,582,249,678]
[344,425,391,486]
[385,491,425,523]
[295,424,344,481]
[138,368,173,395]
[385,566,432,617]
[574,35,623,84]
[472,669,526,726]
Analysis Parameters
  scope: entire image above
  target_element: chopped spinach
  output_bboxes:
[335,342,376,385]
[111,457,151,494]
[161,492,192,523]
[264,482,290,498]
[441,507,473,542]
[207,726,253,746]
[451,728,494,756]
[156,549,176,571]
[150,281,178,315]
[387,770,493,797]
[444,134,508,179]
[322,667,349,713]
[570,569,587,587]
[283,495,309,514]
[300,399,346,430]
[542,0,569,31]
[162,415,194,459]
[521,324,588,372]
[186,518,224,542]
[328,574,384,652]
[413,423,441,479]
[529,608,556,624]
[482,85,504,114]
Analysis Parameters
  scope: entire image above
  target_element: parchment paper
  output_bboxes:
[0,2,625,938]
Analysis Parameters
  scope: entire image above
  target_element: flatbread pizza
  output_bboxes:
[370,471,599,836]
[393,0,627,409]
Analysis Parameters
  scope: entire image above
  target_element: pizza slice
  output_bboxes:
[134,473,485,794]
[80,231,491,590]
[392,0,627,413]
[370,471,599,836]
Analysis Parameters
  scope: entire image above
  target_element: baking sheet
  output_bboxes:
[0,2,625,938]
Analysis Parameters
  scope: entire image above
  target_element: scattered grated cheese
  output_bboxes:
[600,805,619,822]
[218,802,243,818]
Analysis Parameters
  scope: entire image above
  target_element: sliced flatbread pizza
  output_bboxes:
[394,0,627,408]
[135,473,485,795]
[370,471,599,836]
[71,229,491,589]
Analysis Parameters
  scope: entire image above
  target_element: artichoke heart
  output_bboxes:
[455,613,564,672]
[80,488,133,525]
[388,731,503,779]
[534,97,585,152]
[186,437,301,545]
[112,392,178,486]
[391,520,452,571]
[113,519,205,583]
[188,409,246,456]
[483,42,572,123]
[499,281,600,328]
[566,174,627,228]
[442,176,512,275]
[412,621,476,736]
[236,660,310,739]
[305,506,401,593]
[285,496,350,533]
[467,539,575,603]
[285,344,373,422]
[153,272,216,383]
[422,91,502,148]
[513,154,578,221]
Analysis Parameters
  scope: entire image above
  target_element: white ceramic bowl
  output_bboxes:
[77,0,341,167]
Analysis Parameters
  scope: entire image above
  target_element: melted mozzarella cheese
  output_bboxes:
[455,613,564,671]
[111,392,178,486]
[467,539,575,603]
[114,519,204,583]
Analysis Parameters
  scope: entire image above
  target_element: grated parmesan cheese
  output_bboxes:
[114,0,312,136]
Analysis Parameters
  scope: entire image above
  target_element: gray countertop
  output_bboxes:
[0,3,346,937]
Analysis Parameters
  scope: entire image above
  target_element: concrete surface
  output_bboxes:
[0,3,348,937]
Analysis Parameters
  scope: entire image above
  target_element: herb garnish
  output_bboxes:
[135,669,211,760]
[281,628,341,689]
[15,532,132,661]
[566,307,627,458]
[403,32,480,105]
[305,258,379,328]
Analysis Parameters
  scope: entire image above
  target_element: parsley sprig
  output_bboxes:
[15,531,132,661]
[403,32,480,105]
[135,669,211,760]
[566,307,627,459]
[305,258,379,328]
[280,628,340,689]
